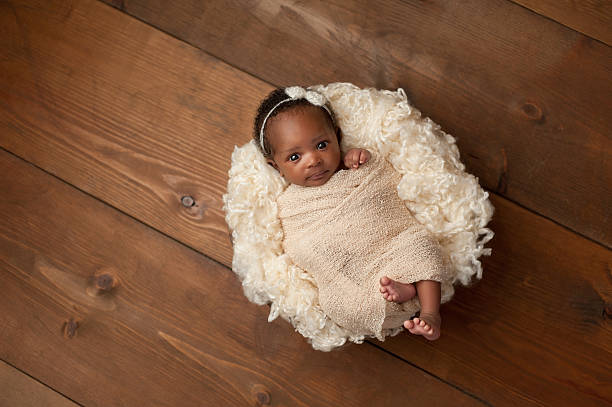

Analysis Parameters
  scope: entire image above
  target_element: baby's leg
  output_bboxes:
[379,276,416,303]
[404,280,441,340]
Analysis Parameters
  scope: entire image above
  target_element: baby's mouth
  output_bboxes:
[308,170,328,180]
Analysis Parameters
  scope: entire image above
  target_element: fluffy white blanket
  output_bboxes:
[223,82,494,351]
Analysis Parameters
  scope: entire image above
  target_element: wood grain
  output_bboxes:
[100,0,612,248]
[383,193,612,406]
[1,0,273,266]
[1,0,611,406]
[0,360,78,407]
[0,150,483,406]
[510,0,612,46]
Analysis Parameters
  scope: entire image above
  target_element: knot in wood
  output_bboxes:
[251,384,271,405]
[91,268,119,295]
[521,102,543,122]
[63,318,79,339]
[96,273,114,291]
[181,195,195,208]
[256,391,271,405]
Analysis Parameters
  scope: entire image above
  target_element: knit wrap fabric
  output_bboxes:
[277,151,449,339]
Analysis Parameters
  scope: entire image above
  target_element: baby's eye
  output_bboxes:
[317,141,328,149]
[288,153,300,162]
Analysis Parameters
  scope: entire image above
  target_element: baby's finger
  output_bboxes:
[350,151,359,168]
[344,153,355,168]
[359,150,366,164]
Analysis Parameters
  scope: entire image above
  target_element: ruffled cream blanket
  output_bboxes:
[277,151,449,339]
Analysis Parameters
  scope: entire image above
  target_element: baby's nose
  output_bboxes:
[307,154,322,166]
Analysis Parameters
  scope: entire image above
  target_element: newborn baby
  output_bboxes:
[254,86,447,340]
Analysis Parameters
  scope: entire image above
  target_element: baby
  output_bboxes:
[254,86,442,340]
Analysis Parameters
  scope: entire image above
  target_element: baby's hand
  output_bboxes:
[344,148,371,169]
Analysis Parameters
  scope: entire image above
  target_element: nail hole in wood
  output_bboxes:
[256,391,271,405]
[251,384,271,406]
[181,195,195,208]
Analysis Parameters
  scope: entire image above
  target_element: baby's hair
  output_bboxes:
[253,87,338,158]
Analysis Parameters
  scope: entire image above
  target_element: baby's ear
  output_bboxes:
[266,159,279,171]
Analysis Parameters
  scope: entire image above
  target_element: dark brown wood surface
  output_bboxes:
[101,0,612,248]
[2,0,272,266]
[0,149,484,407]
[0,361,78,407]
[384,193,612,406]
[1,0,610,406]
[510,0,612,45]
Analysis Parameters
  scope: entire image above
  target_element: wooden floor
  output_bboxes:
[1,1,610,406]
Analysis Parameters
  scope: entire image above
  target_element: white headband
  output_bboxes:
[259,86,334,154]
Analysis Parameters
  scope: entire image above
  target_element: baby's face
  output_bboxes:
[266,106,341,187]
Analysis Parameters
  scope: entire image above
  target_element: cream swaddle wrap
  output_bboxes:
[277,150,449,339]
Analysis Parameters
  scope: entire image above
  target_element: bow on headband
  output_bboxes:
[259,86,333,154]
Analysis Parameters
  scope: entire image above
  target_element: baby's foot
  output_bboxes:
[404,312,441,341]
[379,276,416,303]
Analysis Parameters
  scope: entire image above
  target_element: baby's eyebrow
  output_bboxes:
[311,135,328,145]
[280,147,299,154]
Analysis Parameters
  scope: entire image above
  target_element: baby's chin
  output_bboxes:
[305,178,329,187]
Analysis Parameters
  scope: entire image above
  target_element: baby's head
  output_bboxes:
[254,87,342,187]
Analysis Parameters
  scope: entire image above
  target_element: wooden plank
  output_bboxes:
[99,0,612,248]
[0,360,78,407]
[0,150,484,407]
[1,0,273,267]
[383,193,612,406]
[1,0,610,406]
[510,0,612,46]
